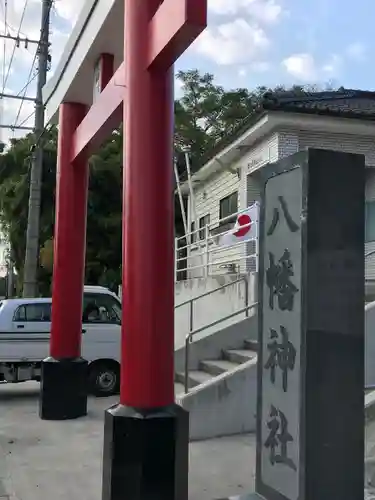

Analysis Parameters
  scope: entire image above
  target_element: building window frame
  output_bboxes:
[366,201,375,243]
[219,191,238,226]
[199,214,210,240]
[190,221,196,243]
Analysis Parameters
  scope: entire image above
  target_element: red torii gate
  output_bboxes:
[39,0,206,497]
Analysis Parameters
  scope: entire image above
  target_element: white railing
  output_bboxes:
[175,205,259,280]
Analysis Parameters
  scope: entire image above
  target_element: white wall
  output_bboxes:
[276,128,375,282]
[187,132,279,277]
[186,121,375,283]
[177,357,258,440]
[188,169,241,277]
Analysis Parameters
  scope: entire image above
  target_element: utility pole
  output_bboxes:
[22,0,51,297]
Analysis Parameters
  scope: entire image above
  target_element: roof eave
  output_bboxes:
[179,109,375,194]
[179,111,275,194]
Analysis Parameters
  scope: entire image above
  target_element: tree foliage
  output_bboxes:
[0,70,328,294]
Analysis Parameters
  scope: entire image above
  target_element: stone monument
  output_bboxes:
[234,148,365,500]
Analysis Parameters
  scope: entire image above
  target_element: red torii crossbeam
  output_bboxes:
[71,0,206,163]
[39,0,206,497]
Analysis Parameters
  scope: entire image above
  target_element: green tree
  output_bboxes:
[0,127,123,295]
[174,69,259,173]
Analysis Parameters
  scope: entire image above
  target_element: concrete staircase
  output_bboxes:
[173,312,259,440]
[173,275,259,440]
[174,339,258,396]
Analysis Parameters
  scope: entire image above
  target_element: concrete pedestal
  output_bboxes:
[102,403,189,500]
[39,356,88,420]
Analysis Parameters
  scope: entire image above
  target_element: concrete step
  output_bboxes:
[175,369,213,388]
[224,348,257,364]
[199,359,239,376]
[174,382,185,397]
[244,339,259,351]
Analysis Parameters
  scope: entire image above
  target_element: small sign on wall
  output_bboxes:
[247,150,270,173]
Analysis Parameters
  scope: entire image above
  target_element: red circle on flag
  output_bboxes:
[233,214,251,237]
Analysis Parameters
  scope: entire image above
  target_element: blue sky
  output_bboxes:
[0,0,373,145]
[176,0,375,91]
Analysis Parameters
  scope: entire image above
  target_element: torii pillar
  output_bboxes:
[39,0,206,496]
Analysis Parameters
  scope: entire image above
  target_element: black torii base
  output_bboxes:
[39,356,88,420]
[102,403,189,500]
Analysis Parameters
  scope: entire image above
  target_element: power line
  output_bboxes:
[13,56,37,127]
[17,109,34,128]
[0,33,44,46]
[13,0,53,129]
[2,0,7,90]
[16,69,39,97]
[1,0,30,94]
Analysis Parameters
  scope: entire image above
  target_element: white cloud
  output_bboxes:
[282,52,343,82]
[53,0,86,25]
[282,53,317,81]
[208,0,283,24]
[195,0,284,66]
[194,18,270,65]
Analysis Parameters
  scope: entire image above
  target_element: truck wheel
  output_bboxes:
[88,361,120,397]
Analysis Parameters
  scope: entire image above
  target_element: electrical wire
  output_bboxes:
[13,0,53,129]
[15,69,38,97]
[1,0,30,94]
[5,21,28,38]
[13,53,38,126]
[16,109,34,129]
[2,0,7,90]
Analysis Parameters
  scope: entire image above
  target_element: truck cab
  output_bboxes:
[0,286,122,396]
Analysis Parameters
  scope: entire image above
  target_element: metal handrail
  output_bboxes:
[175,276,248,310]
[183,301,258,393]
[175,203,259,280]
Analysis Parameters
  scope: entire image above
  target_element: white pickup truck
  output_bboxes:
[0,285,122,396]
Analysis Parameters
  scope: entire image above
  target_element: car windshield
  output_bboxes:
[82,292,122,323]
[112,300,121,320]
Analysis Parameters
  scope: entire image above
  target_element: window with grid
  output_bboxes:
[366,201,375,242]
[199,214,210,240]
[190,221,196,243]
[219,192,238,225]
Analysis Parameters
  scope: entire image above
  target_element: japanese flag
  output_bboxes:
[219,202,259,246]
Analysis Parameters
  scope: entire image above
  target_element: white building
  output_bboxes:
[178,88,375,299]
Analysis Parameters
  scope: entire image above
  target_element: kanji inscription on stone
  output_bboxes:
[259,166,303,500]
[264,325,296,393]
[266,249,299,312]
[264,405,297,471]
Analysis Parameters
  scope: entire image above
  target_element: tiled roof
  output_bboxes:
[261,87,375,118]
[189,88,375,179]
